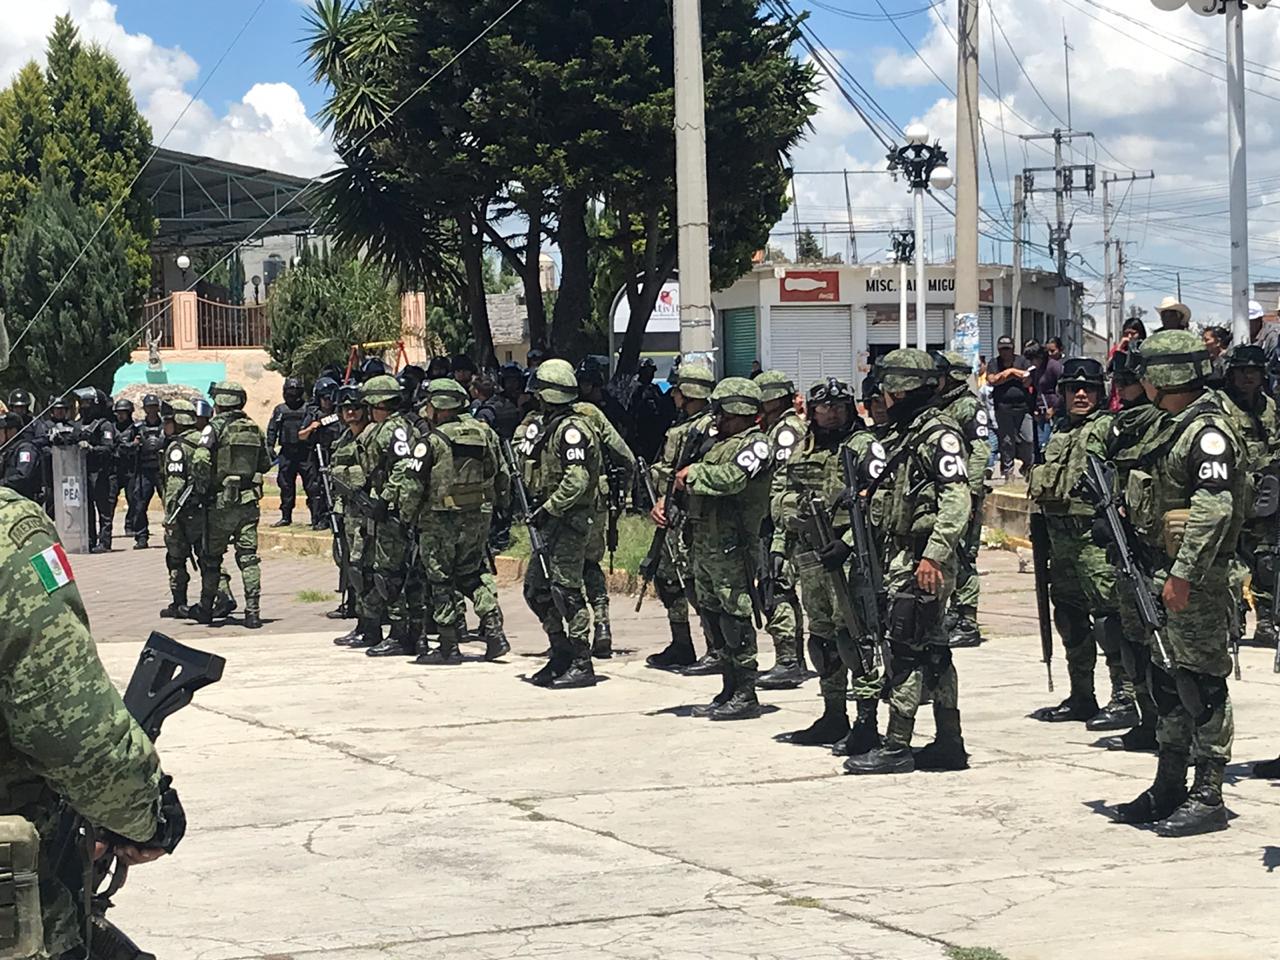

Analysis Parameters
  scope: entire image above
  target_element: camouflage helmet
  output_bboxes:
[1133,330,1211,390]
[423,377,469,411]
[807,377,855,406]
[361,374,402,408]
[531,358,579,405]
[937,350,973,383]
[210,381,247,410]
[878,348,941,393]
[169,398,197,427]
[673,363,715,400]
[1058,357,1105,392]
[1225,343,1268,372]
[756,370,795,404]
[709,376,762,417]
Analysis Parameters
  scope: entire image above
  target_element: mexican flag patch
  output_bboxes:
[30,544,74,593]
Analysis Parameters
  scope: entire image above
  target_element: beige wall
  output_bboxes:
[129,346,284,424]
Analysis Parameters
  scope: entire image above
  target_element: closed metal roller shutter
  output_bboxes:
[865,306,946,345]
[721,307,758,377]
[769,306,854,389]
[979,306,994,356]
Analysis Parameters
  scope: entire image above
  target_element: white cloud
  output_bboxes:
[786,0,1280,326]
[0,0,334,178]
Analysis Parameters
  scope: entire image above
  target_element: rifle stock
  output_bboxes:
[501,438,572,621]
[635,429,702,612]
[840,447,890,681]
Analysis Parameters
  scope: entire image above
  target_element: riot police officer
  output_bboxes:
[128,394,166,548]
[267,377,313,527]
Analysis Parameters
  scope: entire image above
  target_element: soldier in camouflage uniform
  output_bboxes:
[1111,330,1247,836]
[523,359,605,688]
[413,378,507,664]
[192,382,272,628]
[331,384,373,646]
[1027,358,1138,731]
[573,386,636,659]
[356,375,429,657]
[645,365,716,671]
[676,377,773,720]
[756,370,808,690]
[0,486,185,958]
[773,378,887,748]
[1219,345,1280,647]
[844,349,973,775]
[1102,348,1165,753]
[935,352,993,648]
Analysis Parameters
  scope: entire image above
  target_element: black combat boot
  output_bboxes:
[1113,749,1189,824]
[682,649,722,676]
[646,621,697,670]
[192,598,215,625]
[843,710,915,775]
[833,699,882,757]
[776,699,849,745]
[529,637,572,686]
[415,624,464,665]
[367,620,413,656]
[1030,692,1100,723]
[1254,619,1278,648]
[480,612,510,661]
[244,608,263,630]
[1086,693,1140,732]
[333,622,365,646]
[550,657,599,689]
[271,510,292,528]
[1155,759,1229,837]
[757,655,804,690]
[948,608,983,648]
[709,665,762,721]
[159,594,186,618]
[133,536,148,550]
[1118,724,1159,752]
[690,663,736,718]
[211,592,236,621]
[326,595,353,620]
[913,706,969,771]
[349,619,382,649]
[591,620,613,659]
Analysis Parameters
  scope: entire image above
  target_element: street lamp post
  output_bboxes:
[1150,0,1270,345]
[891,229,916,348]
[888,124,953,349]
[176,253,191,285]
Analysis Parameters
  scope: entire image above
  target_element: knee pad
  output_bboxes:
[1094,614,1123,654]
[236,552,260,570]
[165,554,186,574]
[889,588,941,646]
[1187,671,1229,725]
[456,571,484,599]
[655,576,683,609]
[887,640,923,688]
[807,635,843,680]
[720,615,754,652]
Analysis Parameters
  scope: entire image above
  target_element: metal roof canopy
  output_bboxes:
[142,147,322,250]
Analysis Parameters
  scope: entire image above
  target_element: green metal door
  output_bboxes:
[722,308,757,377]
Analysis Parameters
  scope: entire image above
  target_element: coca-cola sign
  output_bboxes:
[779,270,839,302]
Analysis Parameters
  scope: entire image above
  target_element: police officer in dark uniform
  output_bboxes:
[73,388,119,552]
[128,394,166,548]
[576,358,629,437]
[266,377,313,527]
[110,397,137,538]
[629,358,677,463]
[38,395,75,518]
[0,411,41,500]
[300,376,343,530]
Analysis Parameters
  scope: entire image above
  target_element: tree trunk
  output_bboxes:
[616,244,677,376]
[522,204,547,348]
[461,206,497,368]
[551,188,590,362]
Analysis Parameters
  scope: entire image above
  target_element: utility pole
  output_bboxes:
[954,0,980,322]
[673,0,714,361]
[1021,129,1096,352]
[1116,244,1127,324]
[1101,170,1155,344]
[843,170,858,263]
[1226,0,1250,346]
[1012,174,1024,347]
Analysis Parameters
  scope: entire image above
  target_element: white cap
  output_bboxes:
[1250,300,1265,321]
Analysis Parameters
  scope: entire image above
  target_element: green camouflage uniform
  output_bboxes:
[1113,330,1249,835]
[685,378,773,715]
[0,489,163,956]
[159,402,229,613]
[760,391,807,680]
[329,426,366,609]
[523,402,602,665]
[649,408,713,628]
[460,410,511,631]
[191,385,271,620]
[1028,403,1132,715]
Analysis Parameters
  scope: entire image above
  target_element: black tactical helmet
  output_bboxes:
[1108,348,1142,385]
[8,388,30,409]
[283,377,304,397]
[526,346,547,366]
[313,376,340,402]
[50,395,70,412]
[500,361,524,382]
[639,357,657,372]
[575,357,606,387]
[426,356,451,379]
[451,354,477,375]
[159,400,175,421]
[142,393,160,408]
[73,387,98,410]
[1058,357,1105,391]
[861,370,882,403]
[1225,344,1269,371]
[808,377,855,406]
[338,383,364,408]
[358,357,387,382]
[113,397,135,414]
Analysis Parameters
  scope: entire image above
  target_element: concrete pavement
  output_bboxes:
[69,541,1280,960]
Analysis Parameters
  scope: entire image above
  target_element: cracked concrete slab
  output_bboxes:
[70,546,1280,960]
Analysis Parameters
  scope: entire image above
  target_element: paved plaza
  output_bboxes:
[76,540,1280,960]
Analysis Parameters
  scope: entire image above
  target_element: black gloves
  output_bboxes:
[371,498,390,521]
[149,776,187,854]
[529,507,550,529]
[817,539,852,571]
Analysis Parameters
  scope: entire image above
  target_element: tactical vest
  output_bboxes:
[275,403,307,447]
[1027,411,1110,517]
[529,410,600,508]
[162,432,198,510]
[439,416,494,510]
[686,428,772,536]
[768,412,806,473]
[1125,394,1249,559]
[212,412,266,505]
[879,407,966,541]
[137,421,165,470]
[1222,389,1278,470]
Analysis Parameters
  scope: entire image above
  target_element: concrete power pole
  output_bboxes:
[954,0,980,321]
[1101,170,1155,345]
[673,0,714,362]
[1012,174,1024,347]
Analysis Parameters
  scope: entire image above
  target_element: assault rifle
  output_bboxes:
[792,492,870,676]
[325,471,383,521]
[634,457,688,603]
[162,480,198,527]
[606,465,626,573]
[315,444,347,576]
[500,438,572,622]
[635,427,703,612]
[1029,421,1055,692]
[839,447,890,679]
[57,633,225,960]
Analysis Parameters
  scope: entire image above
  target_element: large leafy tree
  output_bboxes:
[304,0,815,372]
[0,178,132,396]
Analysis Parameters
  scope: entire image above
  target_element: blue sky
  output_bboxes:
[5,0,1280,327]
